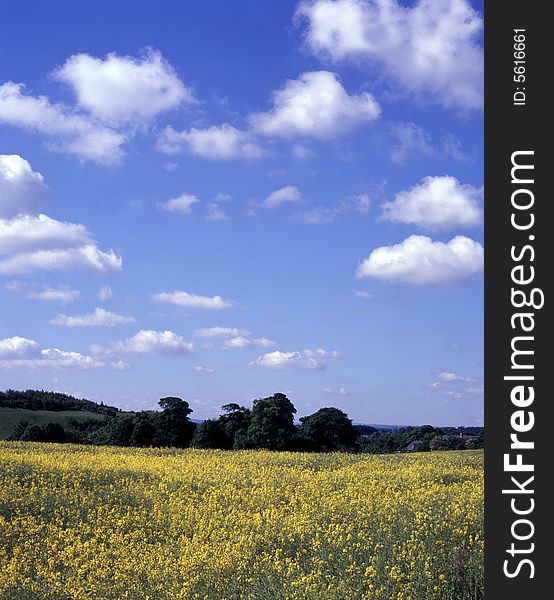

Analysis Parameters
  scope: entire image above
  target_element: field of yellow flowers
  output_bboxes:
[0,442,483,599]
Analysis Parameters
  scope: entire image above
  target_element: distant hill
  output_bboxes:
[0,389,118,416]
[0,407,109,440]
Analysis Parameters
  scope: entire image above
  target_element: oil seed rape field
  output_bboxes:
[0,442,483,599]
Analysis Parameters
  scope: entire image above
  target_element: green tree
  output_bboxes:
[90,414,136,446]
[13,422,69,443]
[129,412,156,447]
[191,419,230,449]
[297,407,357,452]
[430,435,458,451]
[247,393,296,450]
[153,397,195,447]
[219,403,251,449]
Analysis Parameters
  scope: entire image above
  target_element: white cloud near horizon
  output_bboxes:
[250,71,380,139]
[53,48,193,125]
[0,335,105,369]
[0,155,48,218]
[4,282,80,304]
[157,124,263,160]
[0,82,125,165]
[356,235,483,284]
[91,329,193,355]
[296,0,483,110]
[437,370,478,383]
[223,336,251,349]
[249,348,341,370]
[50,307,136,327]
[193,326,252,338]
[253,337,277,348]
[28,287,81,303]
[381,176,483,230]
[152,290,236,310]
[158,192,199,215]
[192,327,275,349]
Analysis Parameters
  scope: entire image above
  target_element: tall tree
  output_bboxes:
[191,419,230,449]
[247,393,296,451]
[219,403,251,449]
[297,407,357,452]
[153,397,195,448]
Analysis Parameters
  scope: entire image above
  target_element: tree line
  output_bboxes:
[0,389,118,416]
[6,390,483,453]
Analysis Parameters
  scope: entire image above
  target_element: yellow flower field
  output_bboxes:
[0,442,483,599]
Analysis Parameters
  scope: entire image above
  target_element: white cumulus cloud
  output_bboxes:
[0,154,48,218]
[92,329,193,355]
[0,82,125,165]
[0,156,121,274]
[356,235,483,284]
[153,291,236,310]
[223,336,251,349]
[0,336,40,358]
[0,335,104,369]
[381,176,483,230]
[193,327,252,338]
[50,307,136,327]
[28,287,80,304]
[250,71,380,139]
[261,185,301,209]
[437,370,477,383]
[0,214,122,275]
[159,193,199,215]
[296,0,483,110]
[253,337,277,347]
[249,348,341,370]
[157,124,263,160]
[53,49,193,125]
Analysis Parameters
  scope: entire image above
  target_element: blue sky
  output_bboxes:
[0,0,484,425]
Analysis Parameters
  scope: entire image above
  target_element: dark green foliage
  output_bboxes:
[358,432,402,454]
[296,407,357,452]
[2,388,483,454]
[89,414,137,446]
[0,389,118,415]
[429,435,460,451]
[353,424,378,436]
[9,421,69,443]
[247,393,296,451]
[191,419,230,449]
[153,397,195,448]
[129,412,157,447]
[219,403,251,449]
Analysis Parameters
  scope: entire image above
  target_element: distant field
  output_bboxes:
[0,407,108,439]
[0,443,483,599]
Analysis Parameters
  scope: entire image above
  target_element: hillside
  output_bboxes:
[0,389,118,415]
[0,407,109,440]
